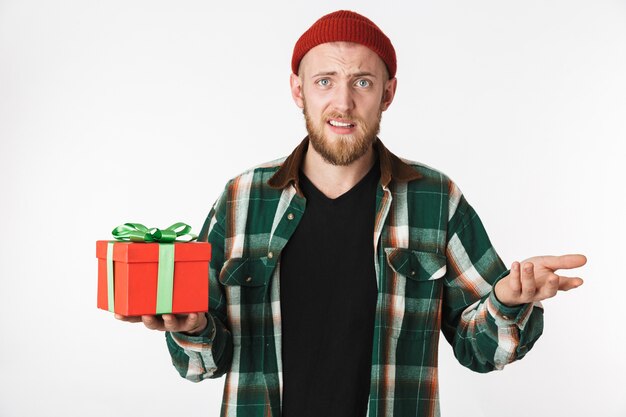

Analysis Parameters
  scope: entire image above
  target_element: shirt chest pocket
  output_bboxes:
[383,248,447,338]
[385,248,447,282]
[219,256,272,305]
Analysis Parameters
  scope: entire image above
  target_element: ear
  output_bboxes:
[290,73,305,109]
[380,77,397,111]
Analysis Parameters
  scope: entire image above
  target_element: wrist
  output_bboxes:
[494,273,523,308]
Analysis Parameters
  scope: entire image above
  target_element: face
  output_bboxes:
[290,42,397,166]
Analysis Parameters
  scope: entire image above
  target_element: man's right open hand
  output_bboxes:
[114,313,208,336]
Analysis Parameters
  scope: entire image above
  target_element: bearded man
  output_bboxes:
[117,10,586,417]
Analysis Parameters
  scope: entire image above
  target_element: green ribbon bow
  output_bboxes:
[112,222,197,243]
[107,222,197,314]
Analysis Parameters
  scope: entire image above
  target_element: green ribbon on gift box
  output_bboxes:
[112,222,197,243]
[107,222,197,314]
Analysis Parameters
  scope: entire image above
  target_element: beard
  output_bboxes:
[303,101,382,166]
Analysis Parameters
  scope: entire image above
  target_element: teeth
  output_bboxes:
[329,120,353,128]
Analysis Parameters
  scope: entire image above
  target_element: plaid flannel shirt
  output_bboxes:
[165,137,544,417]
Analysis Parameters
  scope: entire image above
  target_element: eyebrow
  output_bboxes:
[310,71,378,79]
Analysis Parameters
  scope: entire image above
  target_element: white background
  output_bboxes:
[1,1,624,416]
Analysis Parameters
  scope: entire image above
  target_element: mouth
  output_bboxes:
[327,118,356,132]
[328,119,355,128]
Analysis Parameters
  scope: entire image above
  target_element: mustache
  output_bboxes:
[323,111,361,124]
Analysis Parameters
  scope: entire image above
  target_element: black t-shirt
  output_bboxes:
[280,162,380,417]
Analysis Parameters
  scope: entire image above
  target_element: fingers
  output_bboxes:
[181,313,208,335]
[519,262,537,302]
[496,262,541,305]
[182,313,200,331]
[142,314,194,332]
[162,314,194,332]
[535,273,559,300]
[142,315,166,331]
[114,314,142,323]
[532,254,587,271]
[114,314,179,332]
[496,256,585,306]
[535,274,583,300]
[508,262,522,294]
[113,313,205,333]
[114,314,171,331]
[114,314,164,329]
[161,314,179,331]
[557,276,584,291]
[493,262,529,307]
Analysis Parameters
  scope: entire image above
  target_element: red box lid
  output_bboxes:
[96,241,211,263]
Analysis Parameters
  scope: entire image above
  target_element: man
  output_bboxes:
[117,10,586,417]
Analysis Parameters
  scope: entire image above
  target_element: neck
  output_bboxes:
[301,143,376,199]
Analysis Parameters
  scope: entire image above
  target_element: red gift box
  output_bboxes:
[96,241,211,316]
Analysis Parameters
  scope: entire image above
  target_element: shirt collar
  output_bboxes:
[267,136,422,196]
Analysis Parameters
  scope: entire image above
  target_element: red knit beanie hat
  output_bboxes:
[292,10,397,78]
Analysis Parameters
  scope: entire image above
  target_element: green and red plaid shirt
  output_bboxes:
[166,137,543,417]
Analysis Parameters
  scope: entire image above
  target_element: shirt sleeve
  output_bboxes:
[440,180,544,372]
[165,185,234,381]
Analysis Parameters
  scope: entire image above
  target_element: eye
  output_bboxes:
[356,79,371,88]
[317,78,331,87]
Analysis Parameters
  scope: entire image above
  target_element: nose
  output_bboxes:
[331,83,355,114]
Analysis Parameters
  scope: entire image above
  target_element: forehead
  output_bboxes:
[299,41,387,76]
